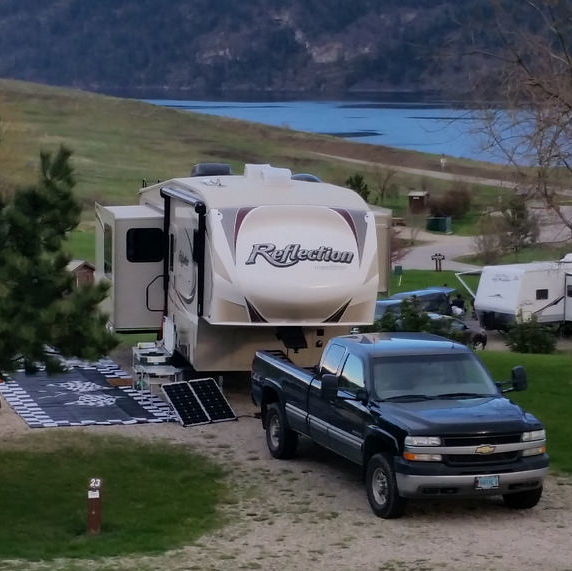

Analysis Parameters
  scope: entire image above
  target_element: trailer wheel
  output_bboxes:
[265,403,298,459]
[366,453,407,518]
[502,487,543,509]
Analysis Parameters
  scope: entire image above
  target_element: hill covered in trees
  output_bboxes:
[0,0,505,98]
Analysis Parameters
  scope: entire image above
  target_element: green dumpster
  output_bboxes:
[426,216,452,233]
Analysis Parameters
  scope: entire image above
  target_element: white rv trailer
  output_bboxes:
[463,255,572,330]
[95,163,391,373]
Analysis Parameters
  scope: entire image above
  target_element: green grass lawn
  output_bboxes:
[458,242,572,266]
[66,228,96,263]
[387,269,479,297]
[480,351,572,474]
[0,432,226,560]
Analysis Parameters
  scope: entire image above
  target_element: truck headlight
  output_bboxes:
[522,429,546,442]
[404,436,442,446]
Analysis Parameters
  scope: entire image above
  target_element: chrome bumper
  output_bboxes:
[396,467,548,498]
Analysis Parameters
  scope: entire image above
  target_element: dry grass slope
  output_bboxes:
[0,79,508,218]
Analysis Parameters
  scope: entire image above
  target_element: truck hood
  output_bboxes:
[373,396,538,434]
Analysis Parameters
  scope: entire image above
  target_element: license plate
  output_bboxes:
[475,475,499,490]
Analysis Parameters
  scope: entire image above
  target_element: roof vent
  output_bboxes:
[244,164,292,183]
[190,163,232,177]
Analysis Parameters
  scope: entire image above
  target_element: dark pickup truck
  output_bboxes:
[251,332,548,518]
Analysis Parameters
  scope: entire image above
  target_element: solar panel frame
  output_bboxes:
[161,382,210,427]
[189,378,237,423]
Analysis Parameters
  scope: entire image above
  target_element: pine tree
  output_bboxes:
[345,173,369,202]
[0,146,118,373]
[501,194,539,255]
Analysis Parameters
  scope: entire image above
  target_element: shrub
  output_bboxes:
[399,298,432,332]
[373,299,465,344]
[504,316,557,354]
[428,187,472,219]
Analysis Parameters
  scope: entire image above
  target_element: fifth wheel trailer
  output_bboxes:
[95,163,391,374]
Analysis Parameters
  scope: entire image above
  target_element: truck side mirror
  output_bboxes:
[321,373,339,401]
[511,366,527,392]
[355,388,368,403]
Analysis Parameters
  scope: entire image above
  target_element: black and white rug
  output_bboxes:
[0,358,173,428]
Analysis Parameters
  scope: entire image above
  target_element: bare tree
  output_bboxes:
[473,211,506,265]
[390,228,409,264]
[404,212,426,245]
[371,166,397,205]
[468,0,572,238]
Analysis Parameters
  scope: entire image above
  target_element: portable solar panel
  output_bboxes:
[162,382,210,426]
[189,378,237,423]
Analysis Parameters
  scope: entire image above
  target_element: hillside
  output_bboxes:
[0,0,498,97]
[0,79,508,207]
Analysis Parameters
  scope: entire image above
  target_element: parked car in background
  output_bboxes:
[389,287,456,315]
[351,299,403,334]
[374,299,403,321]
[367,299,487,351]
[417,313,487,351]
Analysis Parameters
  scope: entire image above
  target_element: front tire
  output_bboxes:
[265,403,298,459]
[502,487,543,509]
[366,453,407,518]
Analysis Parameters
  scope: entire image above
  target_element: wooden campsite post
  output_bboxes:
[87,477,103,535]
[431,252,445,272]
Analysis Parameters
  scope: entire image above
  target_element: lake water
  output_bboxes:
[145,99,504,164]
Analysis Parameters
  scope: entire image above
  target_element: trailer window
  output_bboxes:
[126,228,163,263]
[103,224,113,277]
[536,289,548,300]
[567,285,572,297]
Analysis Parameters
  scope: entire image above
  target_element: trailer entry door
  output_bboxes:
[565,274,572,323]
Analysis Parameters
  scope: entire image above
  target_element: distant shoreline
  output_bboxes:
[92,86,465,105]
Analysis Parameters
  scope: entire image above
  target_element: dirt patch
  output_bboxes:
[1,352,571,571]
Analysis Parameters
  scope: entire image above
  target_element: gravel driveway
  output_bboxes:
[2,362,572,571]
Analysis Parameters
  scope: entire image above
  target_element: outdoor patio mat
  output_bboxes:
[0,358,172,428]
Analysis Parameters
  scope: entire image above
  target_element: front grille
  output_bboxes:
[443,433,521,446]
[445,451,520,467]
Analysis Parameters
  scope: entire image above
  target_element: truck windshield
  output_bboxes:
[372,353,498,401]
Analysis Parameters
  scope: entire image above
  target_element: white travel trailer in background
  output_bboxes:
[95,163,391,374]
[464,254,572,330]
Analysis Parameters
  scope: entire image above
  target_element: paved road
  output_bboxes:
[398,216,572,272]
[313,152,519,189]
[397,229,480,271]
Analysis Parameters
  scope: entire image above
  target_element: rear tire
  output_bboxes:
[366,453,407,518]
[503,487,543,509]
[265,403,298,459]
[471,336,486,351]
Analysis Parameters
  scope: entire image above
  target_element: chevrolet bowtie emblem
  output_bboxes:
[475,444,496,455]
